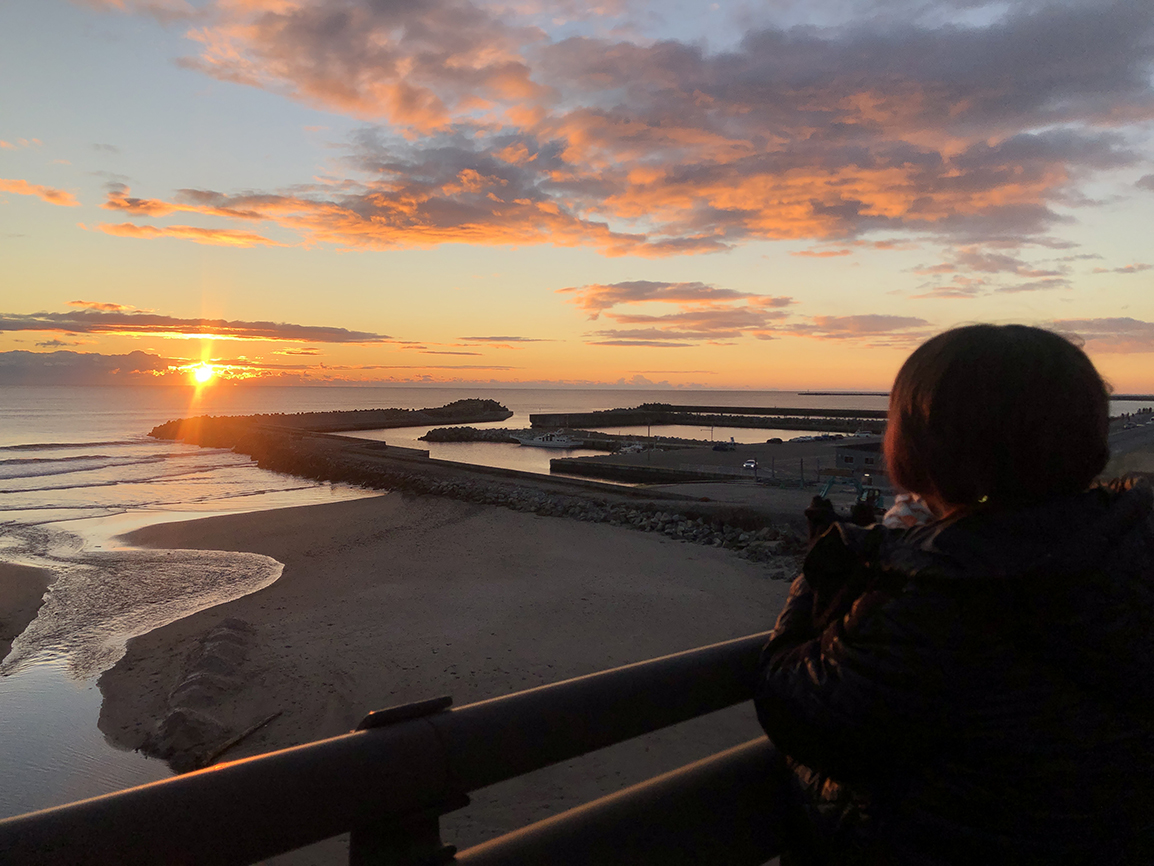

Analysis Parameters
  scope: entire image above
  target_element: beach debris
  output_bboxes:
[202,711,283,768]
[146,708,232,773]
[142,618,260,772]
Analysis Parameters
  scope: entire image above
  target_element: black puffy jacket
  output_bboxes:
[756,478,1154,865]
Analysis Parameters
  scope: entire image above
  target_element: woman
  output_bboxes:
[755,324,1154,864]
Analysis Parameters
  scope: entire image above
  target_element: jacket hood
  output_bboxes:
[878,476,1154,715]
[884,476,1154,584]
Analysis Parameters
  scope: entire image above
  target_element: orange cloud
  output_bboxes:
[102,183,177,216]
[792,248,854,258]
[559,280,788,317]
[97,222,285,247]
[179,0,548,133]
[563,280,797,345]
[78,1,1154,257]
[0,178,79,207]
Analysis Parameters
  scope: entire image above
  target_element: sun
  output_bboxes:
[192,363,216,385]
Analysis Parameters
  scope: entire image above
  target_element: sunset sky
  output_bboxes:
[2,0,1153,390]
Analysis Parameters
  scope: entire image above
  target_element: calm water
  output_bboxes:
[1,384,1148,818]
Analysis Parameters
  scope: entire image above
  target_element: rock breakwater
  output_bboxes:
[151,399,513,441]
[148,414,807,575]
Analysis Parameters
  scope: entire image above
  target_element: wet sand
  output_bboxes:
[99,492,795,861]
[0,564,52,663]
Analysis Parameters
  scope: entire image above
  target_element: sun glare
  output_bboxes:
[193,363,216,385]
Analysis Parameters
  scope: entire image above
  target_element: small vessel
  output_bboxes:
[514,432,580,449]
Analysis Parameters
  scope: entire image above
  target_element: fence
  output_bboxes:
[0,632,783,866]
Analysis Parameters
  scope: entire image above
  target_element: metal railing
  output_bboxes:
[0,632,782,866]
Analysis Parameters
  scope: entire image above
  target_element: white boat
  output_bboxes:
[514,432,580,449]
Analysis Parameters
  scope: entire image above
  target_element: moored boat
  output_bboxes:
[513,432,580,449]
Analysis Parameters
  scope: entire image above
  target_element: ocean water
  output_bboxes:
[2,384,1148,819]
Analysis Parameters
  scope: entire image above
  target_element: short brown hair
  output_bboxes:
[884,324,1110,509]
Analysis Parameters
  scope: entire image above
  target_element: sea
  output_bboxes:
[1,384,1148,819]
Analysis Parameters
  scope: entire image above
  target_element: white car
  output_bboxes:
[743,459,758,470]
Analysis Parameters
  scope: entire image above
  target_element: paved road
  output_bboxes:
[1109,413,1154,455]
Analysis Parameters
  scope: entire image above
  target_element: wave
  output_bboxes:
[0,453,250,486]
[0,455,111,466]
[0,440,139,452]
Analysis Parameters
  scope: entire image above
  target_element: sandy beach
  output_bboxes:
[99,491,795,862]
[0,564,52,662]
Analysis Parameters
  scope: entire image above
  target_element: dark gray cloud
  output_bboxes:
[914,247,1067,277]
[586,336,695,348]
[0,350,173,385]
[1053,317,1154,353]
[177,0,546,129]
[909,244,1073,296]
[109,0,1154,255]
[1138,174,1154,192]
[994,277,1071,293]
[0,309,391,343]
[783,314,933,344]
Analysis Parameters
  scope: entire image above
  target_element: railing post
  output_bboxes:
[349,696,463,866]
[349,795,468,866]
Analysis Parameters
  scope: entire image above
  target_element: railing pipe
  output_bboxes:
[0,631,771,866]
[431,631,767,791]
[0,722,447,866]
[455,738,782,866]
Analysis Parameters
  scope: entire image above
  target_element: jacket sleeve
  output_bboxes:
[755,573,955,784]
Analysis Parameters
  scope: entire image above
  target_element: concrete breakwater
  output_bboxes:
[147,414,807,569]
[552,460,736,484]
[150,398,513,440]
[419,426,706,451]
[530,403,887,433]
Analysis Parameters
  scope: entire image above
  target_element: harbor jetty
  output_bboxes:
[529,403,887,434]
[150,398,512,441]
[145,403,814,561]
